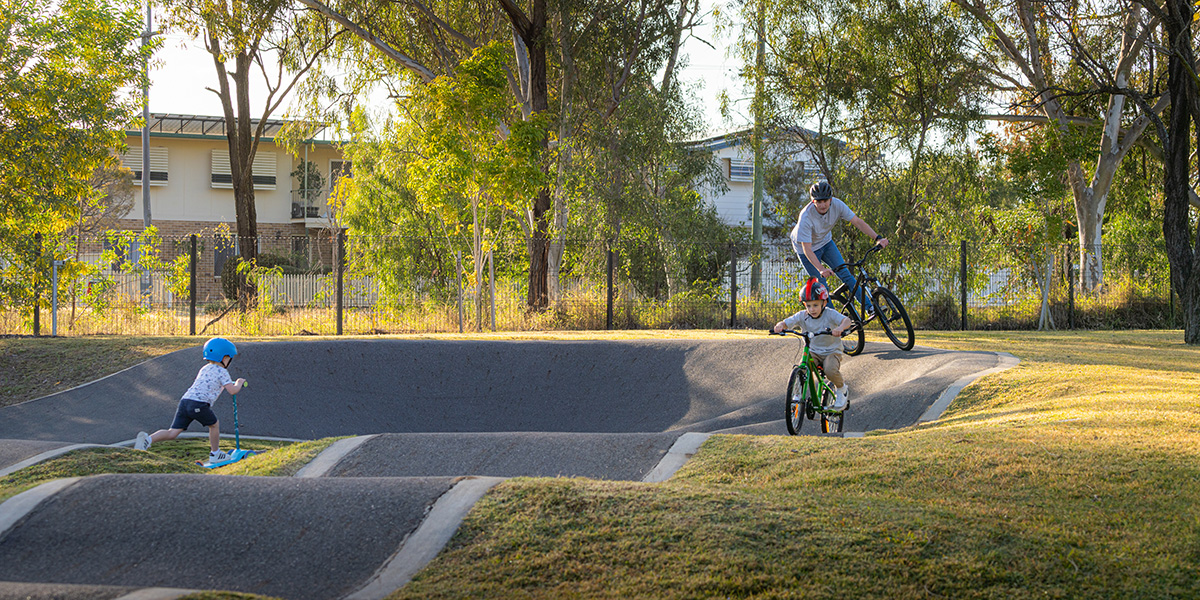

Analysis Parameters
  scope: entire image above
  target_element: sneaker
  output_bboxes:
[832,386,848,410]
[135,432,152,451]
[209,450,230,463]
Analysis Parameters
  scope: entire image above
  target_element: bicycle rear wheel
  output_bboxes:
[872,287,914,350]
[820,385,843,433]
[785,366,809,435]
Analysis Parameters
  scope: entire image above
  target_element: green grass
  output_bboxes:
[0,438,336,504]
[0,336,197,407]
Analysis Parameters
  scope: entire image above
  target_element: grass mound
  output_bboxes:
[394,330,1200,599]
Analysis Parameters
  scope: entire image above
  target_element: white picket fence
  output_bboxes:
[100,273,379,308]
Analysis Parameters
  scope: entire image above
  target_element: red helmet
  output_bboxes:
[801,278,828,302]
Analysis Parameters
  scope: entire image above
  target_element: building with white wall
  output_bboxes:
[113,113,347,301]
[690,128,828,228]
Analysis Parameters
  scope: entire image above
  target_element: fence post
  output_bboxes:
[336,229,345,335]
[189,234,197,335]
[606,246,615,330]
[456,250,464,333]
[729,242,738,328]
[33,232,41,337]
[959,240,967,331]
[489,249,496,332]
[1067,255,1075,329]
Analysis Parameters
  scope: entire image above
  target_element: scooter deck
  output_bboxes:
[196,448,256,469]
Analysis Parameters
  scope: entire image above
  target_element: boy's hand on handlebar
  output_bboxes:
[772,321,787,334]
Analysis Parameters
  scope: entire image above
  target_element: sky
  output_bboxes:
[144,5,750,139]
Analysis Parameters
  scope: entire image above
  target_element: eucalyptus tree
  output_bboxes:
[1132,0,1200,343]
[298,0,558,308]
[726,0,989,254]
[297,0,711,305]
[158,0,340,305]
[549,0,714,297]
[0,0,146,310]
[952,0,1174,292]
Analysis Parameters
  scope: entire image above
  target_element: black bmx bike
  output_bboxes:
[826,244,914,355]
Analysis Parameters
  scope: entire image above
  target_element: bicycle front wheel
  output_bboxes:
[872,287,914,351]
[841,303,866,356]
[785,366,810,435]
[820,385,844,433]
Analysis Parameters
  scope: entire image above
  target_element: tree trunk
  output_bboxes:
[1074,183,1104,292]
[1160,0,1200,344]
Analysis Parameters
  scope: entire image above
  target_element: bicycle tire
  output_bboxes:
[820,385,844,433]
[785,366,809,435]
[872,287,914,351]
[841,303,866,356]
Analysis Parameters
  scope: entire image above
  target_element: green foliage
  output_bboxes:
[0,0,147,309]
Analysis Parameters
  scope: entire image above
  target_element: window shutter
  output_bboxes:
[729,159,754,182]
[122,147,168,186]
[211,150,232,189]
[212,150,277,190]
[253,152,277,190]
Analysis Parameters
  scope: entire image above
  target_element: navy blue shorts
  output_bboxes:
[171,399,218,430]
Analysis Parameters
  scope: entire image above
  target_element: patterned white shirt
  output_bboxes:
[182,363,234,405]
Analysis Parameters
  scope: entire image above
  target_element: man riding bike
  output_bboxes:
[789,180,890,317]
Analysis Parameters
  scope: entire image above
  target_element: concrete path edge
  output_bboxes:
[918,352,1021,424]
[643,432,711,483]
[295,435,378,478]
[111,587,203,600]
[0,477,81,542]
[343,476,506,600]
[0,445,107,479]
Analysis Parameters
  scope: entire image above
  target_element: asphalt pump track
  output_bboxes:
[0,338,1016,599]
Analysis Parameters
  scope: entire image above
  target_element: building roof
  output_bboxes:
[128,113,336,143]
[688,125,844,152]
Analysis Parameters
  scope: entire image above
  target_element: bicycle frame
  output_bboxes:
[776,329,838,415]
[827,244,884,326]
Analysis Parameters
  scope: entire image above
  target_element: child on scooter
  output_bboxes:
[134,337,245,463]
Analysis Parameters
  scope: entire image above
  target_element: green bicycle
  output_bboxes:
[770,328,846,434]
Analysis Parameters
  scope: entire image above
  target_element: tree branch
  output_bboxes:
[296,0,436,82]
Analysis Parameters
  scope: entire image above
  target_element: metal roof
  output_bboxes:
[129,113,330,140]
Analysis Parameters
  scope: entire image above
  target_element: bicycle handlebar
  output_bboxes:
[836,243,884,270]
[768,328,841,338]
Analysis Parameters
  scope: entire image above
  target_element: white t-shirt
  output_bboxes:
[790,198,857,255]
[182,363,234,405]
[782,307,848,355]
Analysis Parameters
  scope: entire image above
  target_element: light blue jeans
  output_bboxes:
[798,241,874,313]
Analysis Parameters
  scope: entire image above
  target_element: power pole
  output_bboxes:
[139,3,159,302]
[750,4,765,295]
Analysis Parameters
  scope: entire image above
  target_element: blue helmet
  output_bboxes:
[203,337,237,363]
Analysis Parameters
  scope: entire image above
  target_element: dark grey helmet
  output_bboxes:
[809,181,833,201]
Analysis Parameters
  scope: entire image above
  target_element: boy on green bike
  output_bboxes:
[772,278,853,410]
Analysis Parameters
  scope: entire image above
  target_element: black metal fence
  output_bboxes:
[0,232,1180,336]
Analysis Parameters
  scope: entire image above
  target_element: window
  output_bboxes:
[121,147,169,186]
[330,159,352,189]
[214,236,238,276]
[211,150,277,190]
[729,159,754,182]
